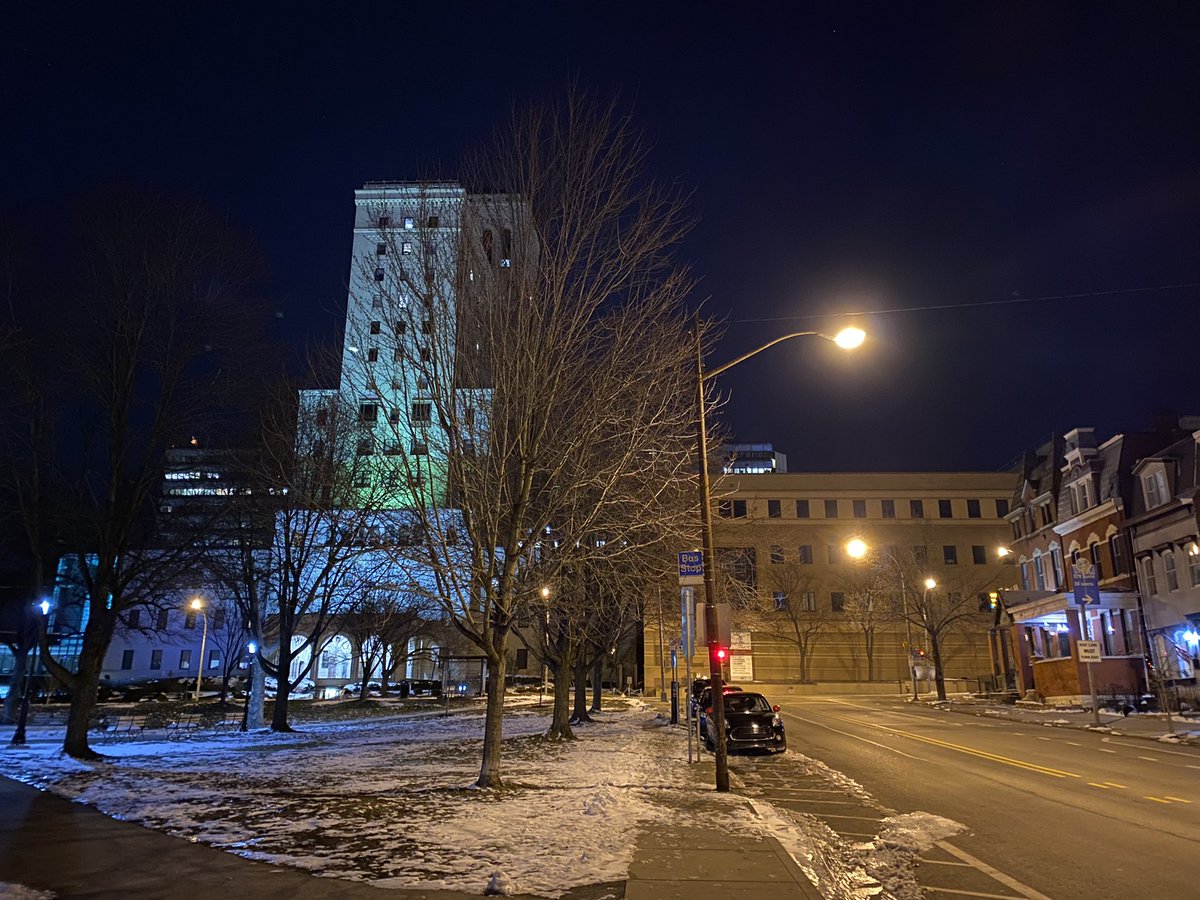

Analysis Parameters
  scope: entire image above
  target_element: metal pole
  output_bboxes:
[695,314,729,793]
[194,609,208,702]
[657,587,668,702]
[683,589,695,763]
[241,644,256,732]
[1086,660,1100,727]
[902,582,918,699]
[9,657,33,748]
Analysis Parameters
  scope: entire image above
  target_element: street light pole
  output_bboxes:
[695,315,864,793]
[191,598,208,702]
[241,642,257,732]
[9,600,49,748]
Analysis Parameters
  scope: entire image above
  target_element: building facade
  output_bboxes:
[646,471,1014,693]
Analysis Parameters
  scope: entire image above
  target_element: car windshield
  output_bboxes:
[724,693,772,714]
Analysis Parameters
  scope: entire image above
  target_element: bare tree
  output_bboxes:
[838,560,895,682]
[203,594,249,704]
[340,583,430,700]
[350,91,697,788]
[751,559,831,683]
[1,189,268,758]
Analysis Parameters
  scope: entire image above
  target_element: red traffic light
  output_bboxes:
[716,647,727,660]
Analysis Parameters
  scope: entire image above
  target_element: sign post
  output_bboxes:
[678,551,703,765]
[1077,639,1102,726]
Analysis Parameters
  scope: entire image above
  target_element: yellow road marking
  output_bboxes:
[1088,782,1110,788]
[1165,796,1192,803]
[1146,796,1171,803]
[1103,781,1127,788]
[817,711,1081,779]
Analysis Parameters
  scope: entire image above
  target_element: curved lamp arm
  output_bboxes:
[704,331,831,381]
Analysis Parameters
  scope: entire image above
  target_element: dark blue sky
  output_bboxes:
[5,3,1198,471]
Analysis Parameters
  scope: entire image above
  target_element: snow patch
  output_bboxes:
[0,885,56,899]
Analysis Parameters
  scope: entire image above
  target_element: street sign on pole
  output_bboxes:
[678,551,705,586]
[1072,559,1100,606]
[1076,640,1102,662]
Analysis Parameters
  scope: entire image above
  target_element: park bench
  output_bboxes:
[165,712,201,740]
[96,714,148,743]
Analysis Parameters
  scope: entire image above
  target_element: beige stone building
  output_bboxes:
[645,471,1016,693]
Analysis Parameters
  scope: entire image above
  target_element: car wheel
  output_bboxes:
[775,739,787,754]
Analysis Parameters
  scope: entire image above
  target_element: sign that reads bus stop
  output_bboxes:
[678,550,704,586]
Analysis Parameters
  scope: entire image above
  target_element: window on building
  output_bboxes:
[1072,479,1094,514]
[427,216,439,228]
[1143,470,1169,508]
[412,401,432,423]
[367,348,378,362]
[718,499,747,518]
[185,611,196,629]
[770,545,785,565]
[773,591,789,612]
[156,609,169,631]
[910,499,925,518]
[943,545,958,565]
[1089,542,1105,579]
[421,319,432,335]
[419,346,431,362]
[209,650,221,670]
[1020,562,1030,591]
[977,593,993,612]
[1109,535,1126,575]
[481,228,494,262]
[401,242,413,254]
[881,499,896,519]
[1164,549,1179,591]
[395,320,407,335]
[372,294,384,310]
[1039,504,1054,528]
[121,650,134,670]
[795,499,810,518]
[1033,554,1046,590]
[996,498,1010,517]
[127,609,140,629]
[853,499,867,518]
[827,544,842,565]
[1142,556,1158,596]
[210,609,224,631]
[356,438,374,456]
[967,499,981,518]
[403,217,414,229]
[830,591,845,612]
[938,499,953,518]
[798,544,813,564]
[972,545,987,565]
[374,267,385,282]
[515,648,529,670]
[799,591,816,611]
[767,499,782,518]
[1187,544,1200,586]
[824,499,838,518]
[179,650,192,670]
[359,402,378,423]
[369,321,381,334]
[411,439,428,456]
[376,242,387,256]
[150,649,162,670]
[1049,546,1064,588]
[378,215,392,228]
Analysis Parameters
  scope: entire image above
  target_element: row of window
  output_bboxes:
[125,609,226,631]
[1018,536,1132,591]
[772,590,993,614]
[119,648,221,671]
[768,543,991,566]
[360,401,432,425]
[1140,543,1200,597]
[721,497,1009,520]
[378,215,439,229]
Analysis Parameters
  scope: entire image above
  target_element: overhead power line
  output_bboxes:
[726,282,1200,324]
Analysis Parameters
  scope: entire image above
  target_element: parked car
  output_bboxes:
[264,677,314,699]
[696,684,742,735]
[703,691,786,754]
[340,681,382,698]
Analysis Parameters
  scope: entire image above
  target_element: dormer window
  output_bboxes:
[1070,479,1094,514]
[1143,469,1169,508]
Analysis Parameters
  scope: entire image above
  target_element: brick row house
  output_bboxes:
[997,418,1200,705]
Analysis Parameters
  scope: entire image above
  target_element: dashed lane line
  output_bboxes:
[780,710,931,761]
[920,859,973,867]
[1088,782,1110,789]
[1146,796,1171,803]
[1102,737,1200,760]
[1137,756,1159,762]
[924,889,1023,899]
[1165,796,1192,803]
[1103,781,1128,788]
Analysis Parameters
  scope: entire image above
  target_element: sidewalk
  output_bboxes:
[924,694,1200,742]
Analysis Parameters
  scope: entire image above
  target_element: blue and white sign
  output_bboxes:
[1072,559,1100,606]
[678,550,704,586]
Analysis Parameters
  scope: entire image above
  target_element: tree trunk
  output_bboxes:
[219,670,231,705]
[1,646,30,723]
[572,658,592,723]
[476,649,507,789]
[62,625,111,759]
[929,628,947,700]
[544,658,575,740]
[247,654,265,730]
[589,655,603,712]
[865,630,875,681]
[379,647,390,697]
[271,643,294,731]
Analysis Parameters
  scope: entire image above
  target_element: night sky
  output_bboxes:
[6,4,1198,472]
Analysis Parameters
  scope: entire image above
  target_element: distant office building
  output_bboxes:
[723,443,787,474]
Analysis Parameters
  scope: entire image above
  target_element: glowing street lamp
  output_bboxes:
[241,640,257,732]
[924,577,937,591]
[189,597,208,702]
[697,318,864,791]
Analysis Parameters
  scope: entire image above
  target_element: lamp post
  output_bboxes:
[696,315,864,792]
[539,586,551,708]
[845,539,929,700]
[190,598,208,702]
[241,641,257,732]
[9,599,51,748]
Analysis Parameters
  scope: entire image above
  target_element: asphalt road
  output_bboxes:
[760,694,1200,899]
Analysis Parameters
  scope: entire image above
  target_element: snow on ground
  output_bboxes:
[0,703,701,897]
[0,884,56,899]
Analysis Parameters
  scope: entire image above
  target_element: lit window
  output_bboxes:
[402,242,413,254]
[403,217,415,229]
[799,592,816,611]
[208,650,221,670]
[179,650,192,670]
[773,592,788,611]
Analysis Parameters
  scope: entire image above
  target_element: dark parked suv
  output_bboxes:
[703,691,786,754]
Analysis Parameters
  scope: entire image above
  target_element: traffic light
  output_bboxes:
[988,591,999,609]
[712,644,727,663]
